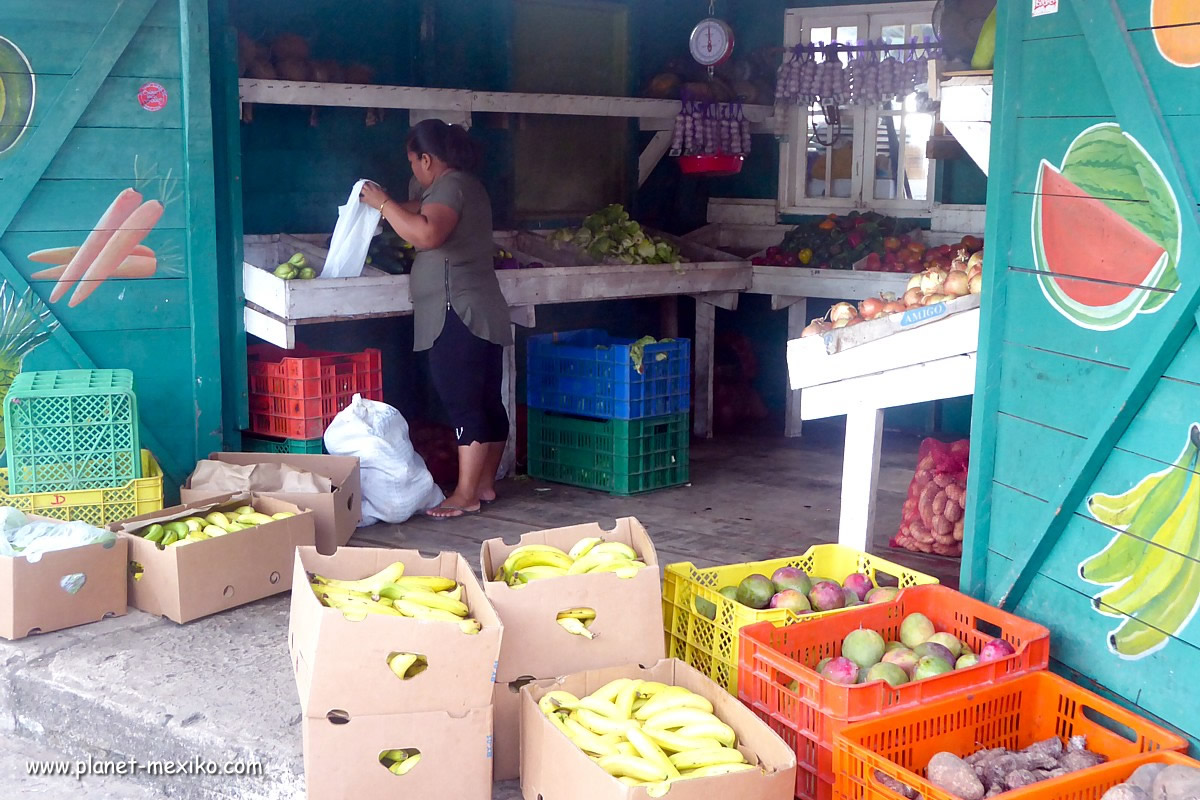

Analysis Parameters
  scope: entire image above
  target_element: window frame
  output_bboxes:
[777,1,938,217]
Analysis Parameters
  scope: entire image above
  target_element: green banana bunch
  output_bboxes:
[379,748,421,775]
[1080,424,1200,658]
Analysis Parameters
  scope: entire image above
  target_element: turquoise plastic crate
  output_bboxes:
[4,369,141,495]
[241,432,324,454]
[527,409,689,495]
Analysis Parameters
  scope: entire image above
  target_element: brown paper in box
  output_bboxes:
[181,453,361,555]
[188,459,331,494]
[290,546,502,718]
[111,494,316,624]
[521,659,797,800]
[303,706,492,800]
[0,531,127,641]
[480,518,665,682]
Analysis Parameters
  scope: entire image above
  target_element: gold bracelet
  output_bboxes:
[379,199,389,213]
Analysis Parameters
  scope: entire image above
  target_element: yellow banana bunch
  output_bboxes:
[537,679,759,788]
[310,561,406,595]
[387,652,428,680]
[496,539,648,587]
[379,748,421,775]
[1081,424,1200,658]
[556,607,597,639]
[308,572,484,634]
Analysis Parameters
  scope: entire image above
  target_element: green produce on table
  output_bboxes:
[628,335,674,374]
[366,227,416,275]
[546,205,682,266]
[273,252,314,280]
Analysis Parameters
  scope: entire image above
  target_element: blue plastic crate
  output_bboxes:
[526,330,691,420]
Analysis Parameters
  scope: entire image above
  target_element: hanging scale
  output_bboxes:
[689,0,735,77]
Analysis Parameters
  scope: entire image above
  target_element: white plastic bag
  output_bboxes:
[322,179,381,279]
[323,394,445,526]
[0,507,117,562]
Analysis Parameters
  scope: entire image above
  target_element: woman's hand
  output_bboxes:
[359,182,390,211]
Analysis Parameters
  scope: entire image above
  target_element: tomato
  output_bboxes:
[818,220,835,231]
[883,236,902,251]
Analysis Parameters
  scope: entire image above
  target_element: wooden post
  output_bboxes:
[499,325,517,480]
[693,298,716,439]
[660,296,679,339]
[838,407,884,552]
[784,298,807,438]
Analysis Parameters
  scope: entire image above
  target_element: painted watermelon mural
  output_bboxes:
[1032,123,1182,330]
[1080,424,1200,659]
[0,36,35,156]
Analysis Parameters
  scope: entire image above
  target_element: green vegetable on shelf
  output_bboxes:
[547,205,682,267]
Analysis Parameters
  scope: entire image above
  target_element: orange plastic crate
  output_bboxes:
[738,585,1051,800]
[833,671,1188,800]
[247,344,382,440]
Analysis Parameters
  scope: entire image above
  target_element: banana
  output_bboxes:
[380,587,469,617]
[311,561,406,595]
[160,530,180,547]
[590,541,638,560]
[591,678,634,704]
[679,763,756,779]
[669,747,745,771]
[499,545,572,579]
[569,536,603,560]
[557,617,595,639]
[567,549,630,575]
[181,517,206,532]
[142,524,165,543]
[586,559,645,578]
[234,505,255,516]
[614,680,640,720]
[511,565,569,584]
[239,512,275,526]
[322,594,404,619]
[388,752,421,775]
[539,691,579,716]
[574,708,633,736]
[1081,430,1199,584]
[635,682,670,699]
[626,725,681,780]
[387,652,427,679]
[642,727,723,754]
[391,576,457,593]
[185,530,211,542]
[634,687,714,720]
[380,749,409,763]
[438,584,464,602]
[1088,464,1177,527]
[556,607,597,621]
[203,524,227,538]
[644,707,725,732]
[596,754,669,783]
[1093,470,1200,617]
[458,619,482,635]
[577,696,628,721]
[271,511,295,520]
[676,721,737,748]
[615,742,637,758]
[205,512,232,528]
[564,717,620,756]
[391,598,463,622]
[311,583,374,603]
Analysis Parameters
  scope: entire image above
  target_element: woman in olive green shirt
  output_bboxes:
[361,120,512,519]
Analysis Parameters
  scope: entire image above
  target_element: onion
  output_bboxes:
[944,270,970,297]
[919,267,946,295]
[843,316,863,327]
[859,297,884,319]
[272,33,310,62]
[276,57,312,81]
[902,287,923,307]
[969,274,983,294]
[922,293,947,305]
[832,317,851,329]
[829,302,858,325]
[967,251,984,271]
[882,300,907,314]
[801,319,831,337]
[966,264,982,282]
[906,273,923,292]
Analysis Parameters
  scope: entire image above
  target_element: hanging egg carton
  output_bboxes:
[671,96,749,176]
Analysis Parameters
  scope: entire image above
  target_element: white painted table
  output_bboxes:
[787,305,980,549]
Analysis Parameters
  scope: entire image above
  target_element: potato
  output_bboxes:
[1127,763,1168,794]
[944,500,963,523]
[934,472,954,488]
[933,490,948,516]
[1005,769,1040,790]
[928,752,986,800]
[1060,750,1106,773]
[873,769,920,799]
[1150,764,1200,800]
[1101,785,1150,800]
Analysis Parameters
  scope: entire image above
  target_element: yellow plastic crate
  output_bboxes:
[662,544,939,695]
[0,449,163,526]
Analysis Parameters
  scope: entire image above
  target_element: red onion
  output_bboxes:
[801,319,830,337]
[944,270,970,297]
[902,287,923,307]
[859,297,884,319]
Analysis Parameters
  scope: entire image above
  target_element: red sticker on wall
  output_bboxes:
[138,82,168,112]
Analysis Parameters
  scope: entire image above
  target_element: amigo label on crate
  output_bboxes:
[818,294,980,356]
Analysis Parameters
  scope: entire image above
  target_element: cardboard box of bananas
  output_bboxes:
[289,546,502,717]
[109,493,315,624]
[481,518,666,683]
[521,659,796,799]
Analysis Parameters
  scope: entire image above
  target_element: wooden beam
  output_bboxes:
[996,0,1200,610]
[771,294,805,312]
[693,292,739,312]
[693,300,715,439]
[509,305,536,328]
[500,328,517,480]
[638,131,673,188]
[838,407,884,552]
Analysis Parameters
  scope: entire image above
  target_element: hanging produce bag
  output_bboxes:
[892,438,969,557]
[321,179,381,279]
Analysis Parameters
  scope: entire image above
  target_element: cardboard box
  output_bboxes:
[521,659,797,800]
[110,493,316,624]
[303,705,493,800]
[181,453,361,554]
[492,677,538,782]
[290,546,503,717]
[0,530,128,640]
[480,518,665,683]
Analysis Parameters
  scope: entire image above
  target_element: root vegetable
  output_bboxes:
[910,522,933,545]
[922,293,948,305]
[246,58,277,80]
[28,244,153,264]
[1150,765,1200,800]
[945,269,970,297]
[932,515,953,537]
[1059,750,1106,773]
[859,296,884,319]
[920,267,947,295]
[969,273,983,294]
[873,770,919,799]
[31,254,156,280]
[928,752,985,800]
[1005,769,1040,790]
[883,300,907,314]
[902,287,923,307]
[829,301,857,324]
[944,501,963,523]
[802,318,831,337]
[344,63,375,83]
[932,490,947,516]
[69,200,163,307]
[1101,786,1150,800]
[1127,763,1167,793]
[50,188,143,303]
[934,473,954,488]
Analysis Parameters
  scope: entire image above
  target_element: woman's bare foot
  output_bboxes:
[425,494,482,519]
[479,488,497,504]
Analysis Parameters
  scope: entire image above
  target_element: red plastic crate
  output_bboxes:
[247,344,382,440]
[834,672,1188,800]
[738,584,1051,800]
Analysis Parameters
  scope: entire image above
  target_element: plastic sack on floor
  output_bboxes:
[321,179,381,279]
[0,507,117,561]
[324,394,445,526]
[892,438,969,558]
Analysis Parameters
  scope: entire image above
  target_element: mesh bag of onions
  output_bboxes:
[891,438,970,557]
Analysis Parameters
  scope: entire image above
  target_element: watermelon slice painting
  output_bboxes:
[1032,124,1182,331]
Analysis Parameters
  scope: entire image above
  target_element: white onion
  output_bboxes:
[906,273,923,292]
[944,270,970,297]
[903,287,923,307]
[829,302,858,324]
[919,268,947,295]
[969,274,983,294]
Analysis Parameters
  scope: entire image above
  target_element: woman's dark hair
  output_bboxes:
[406,119,484,173]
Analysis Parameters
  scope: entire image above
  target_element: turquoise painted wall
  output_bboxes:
[0,0,223,495]
[966,0,1199,752]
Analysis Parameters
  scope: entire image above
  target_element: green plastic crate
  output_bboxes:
[4,369,141,495]
[526,409,689,495]
[241,433,324,454]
